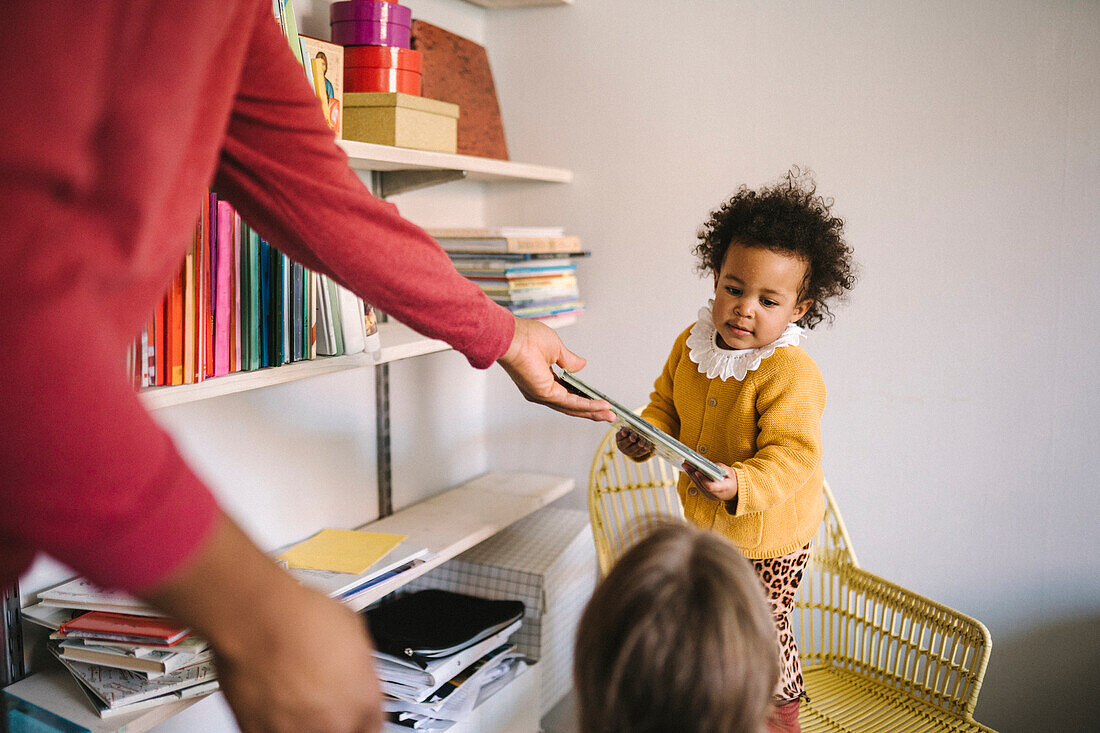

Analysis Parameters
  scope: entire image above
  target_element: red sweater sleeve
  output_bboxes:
[213,5,514,369]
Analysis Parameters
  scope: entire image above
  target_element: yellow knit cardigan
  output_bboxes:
[641,325,826,559]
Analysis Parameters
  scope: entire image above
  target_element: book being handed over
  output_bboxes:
[554,368,727,482]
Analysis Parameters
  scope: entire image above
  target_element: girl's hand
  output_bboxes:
[616,427,655,461]
[684,463,737,502]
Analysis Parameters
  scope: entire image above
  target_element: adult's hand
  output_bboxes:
[143,513,383,733]
[497,316,614,422]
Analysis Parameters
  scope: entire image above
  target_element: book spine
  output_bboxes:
[239,223,251,371]
[291,262,303,361]
[282,254,290,363]
[136,329,147,388]
[248,230,261,371]
[214,200,233,376]
[167,262,184,385]
[141,316,152,388]
[195,200,207,382]
[308,270,317,358]
[259,240,270,367]
[274,249,285,365]
[328,278,344,356]
[154,296,166,386]
[182,237,196,384]
[206,192,218,377]
[232,213,241,372]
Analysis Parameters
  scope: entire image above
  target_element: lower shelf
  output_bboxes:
[4,660,544,733]
[2,472,573,733]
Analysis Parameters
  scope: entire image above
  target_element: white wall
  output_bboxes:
[483,1,1100,729]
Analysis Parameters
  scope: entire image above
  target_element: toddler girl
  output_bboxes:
[617,169,855,732]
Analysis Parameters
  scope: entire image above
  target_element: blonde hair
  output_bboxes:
[574,523,779,733]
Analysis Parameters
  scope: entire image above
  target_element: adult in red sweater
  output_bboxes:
[0,2,612,731]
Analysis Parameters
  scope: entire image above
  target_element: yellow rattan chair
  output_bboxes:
[586,425,996,732]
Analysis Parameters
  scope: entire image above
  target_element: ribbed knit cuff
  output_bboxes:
[729,465,749,517]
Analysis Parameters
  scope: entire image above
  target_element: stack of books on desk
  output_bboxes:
[366,590,530,731]
[428,227,589,328]
[21,583,218,718]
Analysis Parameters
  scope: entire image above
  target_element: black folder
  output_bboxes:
[364,589,525,668]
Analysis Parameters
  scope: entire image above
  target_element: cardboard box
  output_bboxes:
[406,507,597,716]
[411,19,509,160]
[343,92,458,153]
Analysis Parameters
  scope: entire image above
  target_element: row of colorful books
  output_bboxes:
[128,192,380,389]
[428,227,588,328]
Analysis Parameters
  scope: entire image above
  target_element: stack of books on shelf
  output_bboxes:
[19,531,432,719]
[129,192,380,389]
[21,582,217,718]
[366,590,530,731]
[428,227,588,328]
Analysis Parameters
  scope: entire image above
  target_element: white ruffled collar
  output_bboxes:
[685,300,805,381]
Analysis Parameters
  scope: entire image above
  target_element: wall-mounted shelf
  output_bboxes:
[139,322,449,411]
[462,0,573,7]
[2,472,571,733]
[345,471,573,612]
[337,140,572,195]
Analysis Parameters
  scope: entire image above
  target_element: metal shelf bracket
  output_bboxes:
[378,169,467,198]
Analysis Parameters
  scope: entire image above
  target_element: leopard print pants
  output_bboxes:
[751,543,812,701]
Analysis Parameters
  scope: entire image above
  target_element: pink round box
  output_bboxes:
[330,1,412,48]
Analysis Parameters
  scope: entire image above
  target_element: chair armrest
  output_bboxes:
[822,563,992,720]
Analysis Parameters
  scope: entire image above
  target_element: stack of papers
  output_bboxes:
[374,619,522,703]
[369,593,529,731]
[21,597,216,718]
[53,649,218,719]
[382,645,528,730]
[22,528,432,718]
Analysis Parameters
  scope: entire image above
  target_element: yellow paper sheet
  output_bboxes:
[277,529,408,574]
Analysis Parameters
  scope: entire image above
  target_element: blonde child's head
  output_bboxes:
[695,167,855,338]
[574,522,780,733]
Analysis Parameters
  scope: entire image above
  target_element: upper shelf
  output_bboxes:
[463,0,571,7]
[337,139,572,184]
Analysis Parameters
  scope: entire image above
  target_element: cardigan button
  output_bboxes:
[698,445,707,454]
[688,488,698,496]
[708,398,717,406]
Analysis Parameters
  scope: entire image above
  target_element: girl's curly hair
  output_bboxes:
[694,167,856,329]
